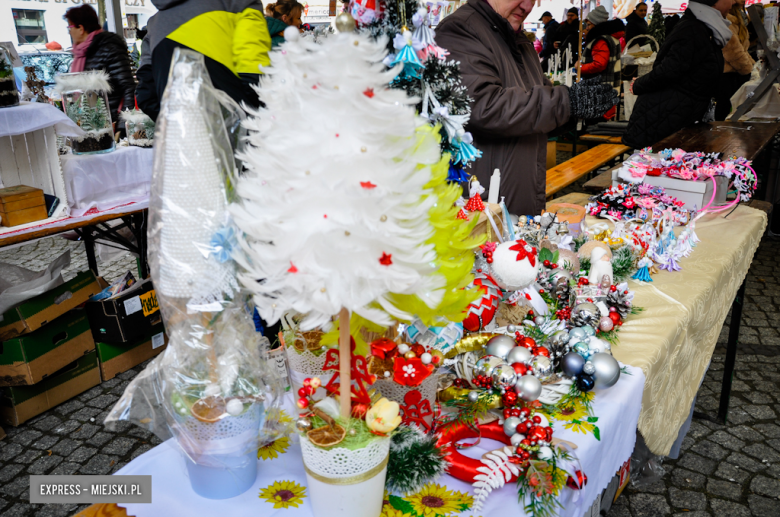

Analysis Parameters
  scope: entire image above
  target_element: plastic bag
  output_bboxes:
[105,49,289,473]
[0,250,69,317]
[730,61,780,119]
[629,432,666,488]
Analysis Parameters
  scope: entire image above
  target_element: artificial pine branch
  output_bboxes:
[386,425,448,494]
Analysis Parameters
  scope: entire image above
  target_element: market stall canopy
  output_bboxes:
[0,101,84,138]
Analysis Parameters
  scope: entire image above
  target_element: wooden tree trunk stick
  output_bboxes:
[203,312,219,386]
[339,307,351,420]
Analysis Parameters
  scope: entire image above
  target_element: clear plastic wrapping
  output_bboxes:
[105,49,289,478]
[56,72,115,155]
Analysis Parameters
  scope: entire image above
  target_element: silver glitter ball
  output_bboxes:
[591,353,621,389]
[467,390,480,403]
[503,416,522,436]
[507,324,517,333]
[506,346,533,365]
[531,356,553,380]
[491,364,518,391]
[583,361,596,375]
[486,335,517,361]
[296,417,312,433]
[514,374,543,402]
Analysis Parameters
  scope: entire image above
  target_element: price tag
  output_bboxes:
[152,332,165,349]
[140,290,159,317]
[124,296,142,315]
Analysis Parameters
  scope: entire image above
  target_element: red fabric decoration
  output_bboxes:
[287,262,298,273]
[369,338,398,360]
[400,389,433,431]
[508,239,537,267]
[462,272,502,332]
[464,194,485,212]
[393,356,433,387]
[323,337,375,405]
[379,252,393,266]
[456,209,469,220]
[360,181,377,189]
[363,88,375,98]
[435,420,517,483]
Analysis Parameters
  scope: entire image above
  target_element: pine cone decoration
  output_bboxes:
[607,289,632,319]
[570,302,600,327]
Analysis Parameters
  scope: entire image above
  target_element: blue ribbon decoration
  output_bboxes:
[631,266,653,282]
[447,161,470,183]
[452,137,482,166]
[210,226,237,263]
[391,44,424,79]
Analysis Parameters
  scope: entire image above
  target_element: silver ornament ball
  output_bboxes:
[503,416,522,436]
[296,417,313,433]
[514,374,543,402]
[474,355,504,378]
[485,335,517,361]
[582,361,596,375]
[532,356,554,381]
[591,353,621,389]
[582,325,596,337]
[467,390,480,403]
[561,352,585,377]
[506,346,533,365]
[568,327,587,341]
[507,324,517,333]
[334,12,356,32]
[491,364,518,391]
[534,316,545,326]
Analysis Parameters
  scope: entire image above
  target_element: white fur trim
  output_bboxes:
[55,70,112,94]
[120,109,153,124]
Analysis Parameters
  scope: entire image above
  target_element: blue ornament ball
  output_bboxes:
[576,373,595,392]
[561,352,585,377]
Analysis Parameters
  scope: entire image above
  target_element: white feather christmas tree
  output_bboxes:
[231,27,451,331]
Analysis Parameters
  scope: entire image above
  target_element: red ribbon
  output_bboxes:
[435,420,518,484]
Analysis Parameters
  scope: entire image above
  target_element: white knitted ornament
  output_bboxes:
[489,241,540,291]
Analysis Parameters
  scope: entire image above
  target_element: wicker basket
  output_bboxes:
[622,35,659,77]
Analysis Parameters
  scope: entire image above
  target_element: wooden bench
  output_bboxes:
[546,143,631,199]
[579,134,625,145]
[546,192,591,208]
[583,168,615,193]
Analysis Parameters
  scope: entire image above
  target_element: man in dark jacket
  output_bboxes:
[554,8,581,60]
[435,0,617,215]
[623,0,729,149]
[539,12,560,71]
[625,2,649,46]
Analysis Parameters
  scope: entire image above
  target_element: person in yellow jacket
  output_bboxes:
[144,0,272,117]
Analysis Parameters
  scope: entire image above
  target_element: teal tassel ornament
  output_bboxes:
[391,44,424,79]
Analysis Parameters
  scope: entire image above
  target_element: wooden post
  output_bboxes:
[338,308,351,420]
[577,0,584,82]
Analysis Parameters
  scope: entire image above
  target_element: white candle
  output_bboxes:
[488,168,501,204]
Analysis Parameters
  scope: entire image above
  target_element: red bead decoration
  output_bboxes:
[503,391,518,406]
[511,362,528,376]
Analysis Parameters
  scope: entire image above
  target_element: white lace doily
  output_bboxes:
[301,436,390,480]
[175,403,262,459]
[286,347,329,377]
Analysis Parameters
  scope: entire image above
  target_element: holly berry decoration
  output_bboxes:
[480,242,497,264]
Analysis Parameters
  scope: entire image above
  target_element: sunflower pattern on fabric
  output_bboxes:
[257,436,291,460]
[381,484,474,517]
[259,480,306,509]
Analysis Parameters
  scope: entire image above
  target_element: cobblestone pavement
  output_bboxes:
[0,230,779,516]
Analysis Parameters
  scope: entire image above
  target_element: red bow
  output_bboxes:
[508,239,537,267]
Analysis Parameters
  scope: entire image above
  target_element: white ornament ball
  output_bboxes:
[510,433,526,446]
[398,344,410,355]
[420,352,432,365]
[226,398,244,416]
[284,25,300,41]
[588,336,609,354]
[489,241,541,291]
[537,446,554,461]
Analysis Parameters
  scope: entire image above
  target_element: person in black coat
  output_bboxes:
[625,2,649,46]
[554,7,581,60]
[539,12,560,71]
[65,5,136,125]
[623,0,731,149]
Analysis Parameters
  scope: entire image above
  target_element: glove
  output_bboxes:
[568,78,619,119]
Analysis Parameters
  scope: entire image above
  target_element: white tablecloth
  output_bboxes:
[60,146,153,217]
[0,101,84,138]
[117,364,644,517]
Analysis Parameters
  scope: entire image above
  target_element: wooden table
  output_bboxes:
[652,121,780,161]
[0,207,149,279]
[579,134,624,145]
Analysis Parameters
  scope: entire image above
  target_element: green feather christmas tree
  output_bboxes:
[648,2,665,48]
